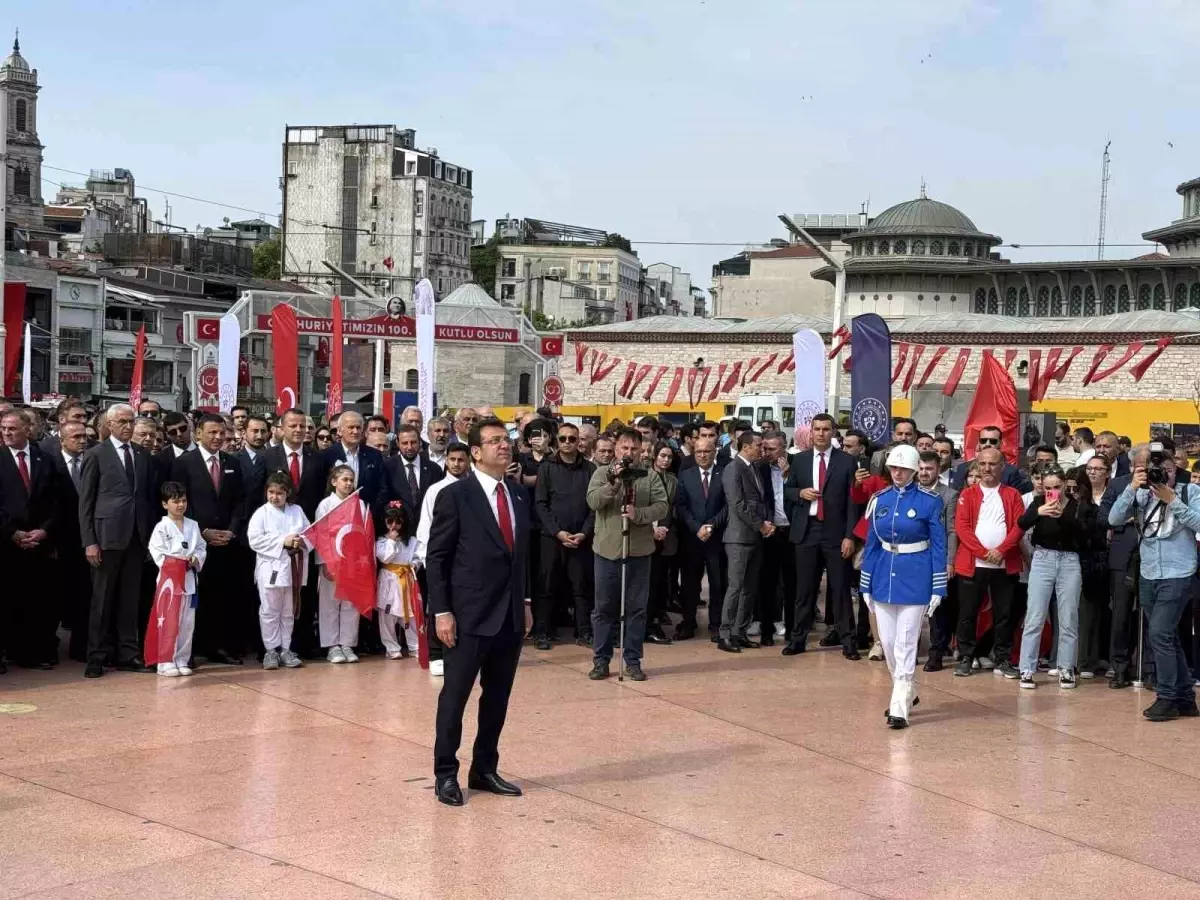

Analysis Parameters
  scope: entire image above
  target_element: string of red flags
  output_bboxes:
[567,338,1174,407]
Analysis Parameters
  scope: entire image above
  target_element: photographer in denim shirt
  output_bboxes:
[1109,443,1200,721]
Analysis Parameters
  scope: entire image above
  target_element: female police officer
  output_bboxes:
[860,444,947,729]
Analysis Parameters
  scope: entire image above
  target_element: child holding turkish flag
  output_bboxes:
[312,465,371,664]
[147,482,206,677]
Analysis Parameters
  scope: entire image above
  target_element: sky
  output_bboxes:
[13,0,1200,291]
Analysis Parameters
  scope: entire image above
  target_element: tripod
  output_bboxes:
[618,484,633,682]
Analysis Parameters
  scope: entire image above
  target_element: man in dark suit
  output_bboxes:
[718,430,771,652]
[386,424,443,520]
[783,413,860,659]
[172,413,246,664]
[949,426,1033,493]
[236,415,271,654]
[715,419,752,470]
[265,408,326,658]
[79,403,157,678]
[38,398,90,457]
[756,432,797,645]
[679,421,722,472]
[320,410,388,529]
[49,421,92,662]
[428,417,531,807]
[0,409,59,670]
[674,437,727,640]
[1096,430,1132,480]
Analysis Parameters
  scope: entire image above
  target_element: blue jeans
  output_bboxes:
[1142,576,1194,702]
[1020,549,1081,676]
[593,555,650,666]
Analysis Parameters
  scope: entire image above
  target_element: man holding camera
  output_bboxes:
[586,427,669,682]
[1108,443,1200,721]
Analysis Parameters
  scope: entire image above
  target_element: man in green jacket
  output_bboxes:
[586,427,669,682]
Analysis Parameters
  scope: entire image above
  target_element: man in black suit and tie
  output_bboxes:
[172,413,246,664]
[718,430,772,652]
[79,403,157,678]
[265,408,326,658]
[320,410,388,530]
[674,437,727,640]
[49,420,92,662]
[756,432,797,645]
[783,413,860,659]
[428,417,531,807]
[236,415,271,653]
[0,410,60,670]
[386,424,443,520]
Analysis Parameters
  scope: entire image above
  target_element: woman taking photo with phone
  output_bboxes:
[1017,465,1084,689]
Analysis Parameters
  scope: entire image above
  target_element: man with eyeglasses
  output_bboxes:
[532,422,596,650]
[949,426,1032,492]
[451,407,478,446]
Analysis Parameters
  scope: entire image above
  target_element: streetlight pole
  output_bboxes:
[779,214,845,416]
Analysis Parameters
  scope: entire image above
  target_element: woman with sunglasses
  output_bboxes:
[1075,460,1112,679]
[1016,465,1084,689]
[647,441,679,645]
[312,427,333,452]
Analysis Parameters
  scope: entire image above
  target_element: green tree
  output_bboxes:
[253,238,281,280]
[604,233,632,253]
[470,235,501,295]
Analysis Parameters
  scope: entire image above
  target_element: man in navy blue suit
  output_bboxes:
[319,410,389,529]
[674,437,727,640]
[427,417,532,807]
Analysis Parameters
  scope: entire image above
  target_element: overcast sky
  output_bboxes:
[15,0,1200,290]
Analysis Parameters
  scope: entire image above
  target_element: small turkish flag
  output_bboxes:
[383,256,394,271]
[145,556,189,665]
[304,491,377,616]
[540,335,564,357]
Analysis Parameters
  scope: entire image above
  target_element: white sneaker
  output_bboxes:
[328,647,347,664]
[341,646,359,663]
[747,622,761,637]
[978,656,995,670]
[263,650,280,670]
[429,659,445,677]
[177,666,193,676]
[774,621,787,637]
[158,664,180,677]
[1079,669,1095,679]
[1048,667,1060,677]
[387,650,403,660]
[868,642,885,661]
[279,650,303,668]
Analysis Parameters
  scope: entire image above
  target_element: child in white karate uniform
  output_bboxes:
[376,501,421,660]
[247,471,312,670]
[315,465,369,663]
[147,481,207,677]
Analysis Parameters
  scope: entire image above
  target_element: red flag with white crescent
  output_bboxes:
[328,296,345,416]
[303,491,376,616]
[271,304,299,414]
[145,556,189,665]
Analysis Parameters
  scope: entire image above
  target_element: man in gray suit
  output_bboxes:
[718,431,773,652]
[78,403,157,678]
[917,450,959,671]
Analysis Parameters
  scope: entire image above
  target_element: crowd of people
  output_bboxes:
[3,396,1200,727]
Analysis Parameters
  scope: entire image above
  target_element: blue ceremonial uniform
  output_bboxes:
[859,483,947,605]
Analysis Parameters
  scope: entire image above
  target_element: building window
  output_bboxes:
[948,241,961,256]
[864,242,875,256]
[15,98,27,132]
[501,258,516,278]
[912,240,925,255]
[1034,287,1048,316]
[1137,283,1152,310]
[1153,282,1167,310]
[500,284,515,300]
[1192,283,1200,309]
[878,240,890,255]
[1069,285,1083,316]
[1004,287,1018,316]
[405,368,418,390]
[440,236,446,252]
[58,326,92,366]
[1084,285,1097,316]
[1118,284,1131,311]
[963,242,973,257]
[578,262,591,280]
[415,192,424,216]
[1102,284,1117,314]
[930,240,943,255]
[13,166,31,197]
[987,288,999,314]
[1174,283,1188,311]
[252,376,266,398]
[434,161,442,178]
[598,287,608,300]
[1050,286,1064,316]
[598,261,611,281]
[973,289,986,313]
[437,277,444,293]
[518,373,531,405]
[406,160,415,175]
[106,358,172,390]
[893,240,907,255]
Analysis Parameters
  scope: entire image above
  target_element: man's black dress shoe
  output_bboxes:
[468,771,522,796]
[673,625,696,641]
[781,642,806,656]
[1109,669,1132,689]
[842,647,862,661]
[645,628,672,645]
[435,777,464,806]
[115,657,151,672]
[84,662,103,678]
[819,630,841,648]
[717,639,741,653]
[886,715,908,729]
[733,636,757,649]
[759,634,775,647]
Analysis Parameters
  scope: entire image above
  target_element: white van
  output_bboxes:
[735,393,796,430]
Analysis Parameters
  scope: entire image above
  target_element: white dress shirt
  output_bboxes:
[9,443,31,474]
[473,468,516,535]
[427,448,447,470]
[402,456,421,491]
[198,446,221,478]
[171,442,196,457]
[769,463,789,527]
[62,449,82,484]
[340,443,360,482]
[810,447,830,517]
[415,474,461,565]
[280,441,305,478]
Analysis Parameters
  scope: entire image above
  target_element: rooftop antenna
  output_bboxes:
[1098,139,1111,261]
[919,177,927,199]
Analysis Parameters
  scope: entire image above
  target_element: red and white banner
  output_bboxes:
[328,296,344,416]
[128,326,146,410]
[254,313,518,344]
[145,556,189,665]
[271,304,300,414]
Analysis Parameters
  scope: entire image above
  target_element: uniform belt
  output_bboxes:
[880,540,929,554]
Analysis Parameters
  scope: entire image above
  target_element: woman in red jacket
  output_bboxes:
[851,462,892,660]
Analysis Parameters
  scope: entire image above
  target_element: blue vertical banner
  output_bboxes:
[850,313,892,446]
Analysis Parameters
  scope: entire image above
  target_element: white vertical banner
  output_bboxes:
[21,323,31,404]
[414,278,436,422]
[217,313,240,413]
[792,328,826,449]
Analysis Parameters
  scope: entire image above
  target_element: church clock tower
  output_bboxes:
[2,31,45,237]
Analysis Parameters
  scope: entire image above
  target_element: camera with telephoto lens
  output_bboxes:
[1147,442,1170,486]
[614,456,648,485]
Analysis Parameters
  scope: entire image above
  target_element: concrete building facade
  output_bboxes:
[281,125,473,300]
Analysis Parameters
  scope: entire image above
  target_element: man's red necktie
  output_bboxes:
[17,450,30,492]
[495,483,515,551]
[817,452,827,521]
[209,455,221,490]
[289,451,301,487]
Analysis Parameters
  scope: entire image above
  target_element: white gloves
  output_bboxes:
[926,595,941,618]
[862,594,874,614]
